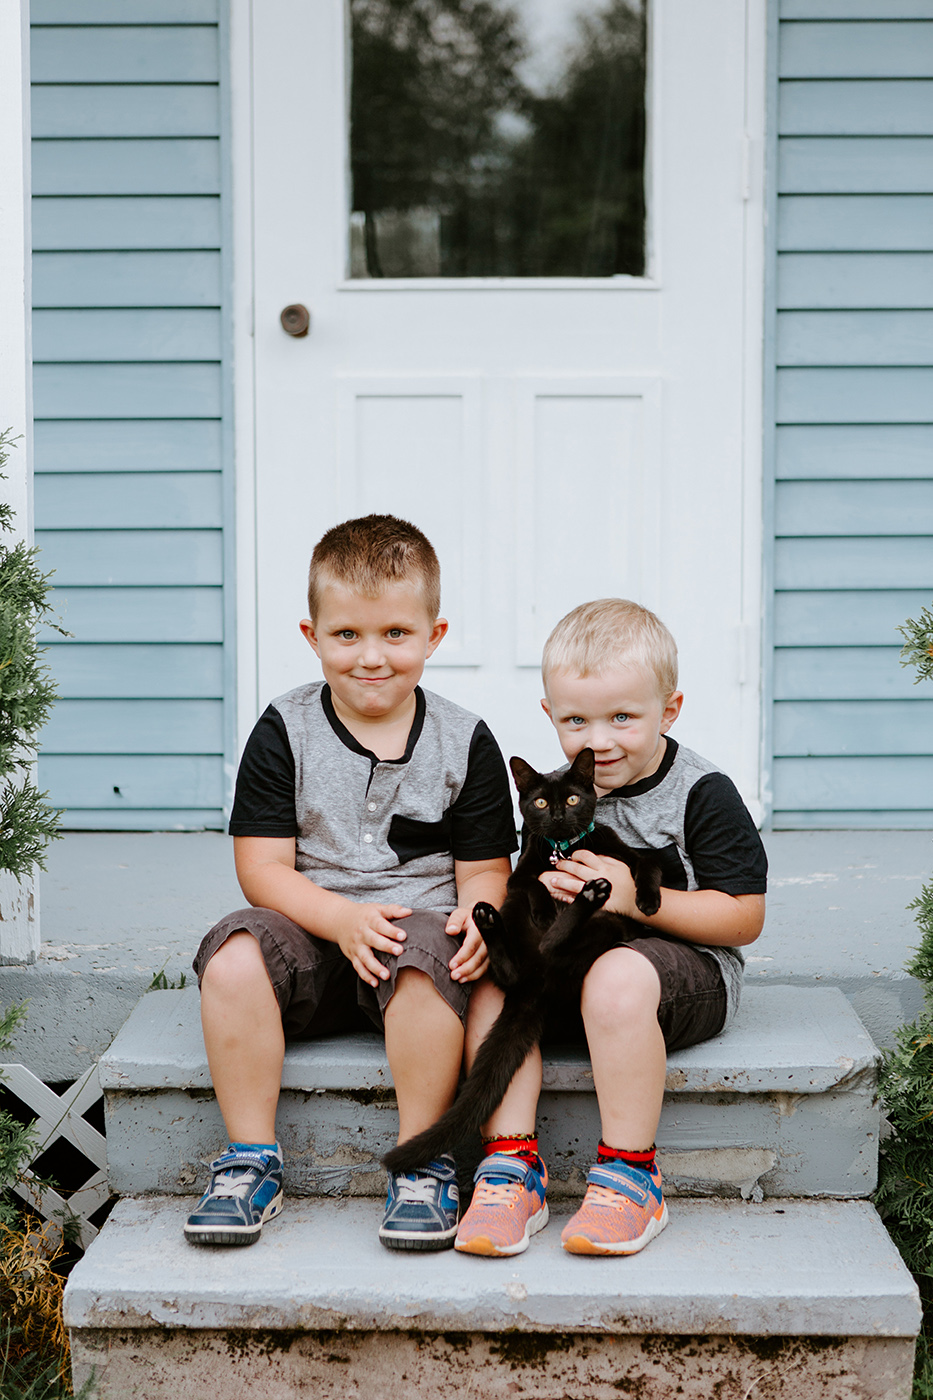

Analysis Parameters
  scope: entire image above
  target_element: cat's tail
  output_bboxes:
[382,991,544,1176]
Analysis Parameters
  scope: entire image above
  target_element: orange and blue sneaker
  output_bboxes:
[455,1153,548,1257]
[561,1158,668,1255]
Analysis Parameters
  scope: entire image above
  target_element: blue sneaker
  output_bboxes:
[379,1154,460,1251]
[184,1144,284,1246]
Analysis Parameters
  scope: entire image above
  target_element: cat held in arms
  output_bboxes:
[384,746,664,1174]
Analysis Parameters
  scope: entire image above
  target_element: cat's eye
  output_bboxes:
[566,795,580,806]
[533,797,548,809]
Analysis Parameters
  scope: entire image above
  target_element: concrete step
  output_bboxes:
[64,1194,920,1400]
[101,984,880,1201]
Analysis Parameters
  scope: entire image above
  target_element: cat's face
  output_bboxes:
[509,749,598,839]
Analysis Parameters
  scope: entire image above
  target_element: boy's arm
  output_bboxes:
[543,853,764,946]
[445,856,511,982]
[234,835,413,988]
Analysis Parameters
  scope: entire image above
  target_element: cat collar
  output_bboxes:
[545,822,596,866]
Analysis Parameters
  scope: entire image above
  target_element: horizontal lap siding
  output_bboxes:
[771,8,933,827]
[31,11,230,829]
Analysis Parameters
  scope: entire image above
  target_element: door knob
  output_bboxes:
[280,304,310,337]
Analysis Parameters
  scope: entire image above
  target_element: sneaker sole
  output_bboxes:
[455,1201,549,1258]
[378,1222,459,1252]
[184,1192,283,1247]
[561,1201,668,1256]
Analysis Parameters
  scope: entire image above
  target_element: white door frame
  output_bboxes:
[227,0,767,820]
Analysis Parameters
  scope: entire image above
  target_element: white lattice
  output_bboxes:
[2,1062,108,1250]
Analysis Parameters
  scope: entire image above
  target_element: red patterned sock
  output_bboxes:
[482,1133,540,1169]
[597,1141,656,1172]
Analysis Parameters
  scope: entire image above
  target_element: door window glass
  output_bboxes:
[349,0,647,278]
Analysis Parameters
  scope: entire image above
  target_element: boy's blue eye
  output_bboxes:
[567,717,585,726]
[614,713,630,723]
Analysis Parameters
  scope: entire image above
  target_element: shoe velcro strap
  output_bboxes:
[209,1149,275,1173]
[474,1155,528,1185]
[412,1161,455,1183]
[585,1164,649,1203]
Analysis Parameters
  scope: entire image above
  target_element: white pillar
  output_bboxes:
[0,0,38,966]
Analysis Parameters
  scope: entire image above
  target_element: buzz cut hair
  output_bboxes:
[542,598,678,699]
[307,514,441,622]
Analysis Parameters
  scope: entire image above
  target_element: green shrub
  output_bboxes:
[0,427,63,879]
[875,606,933,1397]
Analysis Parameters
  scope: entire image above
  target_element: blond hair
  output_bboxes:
[542,598,678,699]
[307,514,441,621]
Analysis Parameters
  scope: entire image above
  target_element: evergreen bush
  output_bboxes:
[875,605,933,1397]
[0,428,62,879]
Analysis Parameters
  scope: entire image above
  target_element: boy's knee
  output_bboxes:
[390,964,441,1005]
[581,948,661,1026]
[202,929,271,993]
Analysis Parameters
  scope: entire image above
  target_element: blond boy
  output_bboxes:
[186,515,515,1250]
[455,598,767,1258]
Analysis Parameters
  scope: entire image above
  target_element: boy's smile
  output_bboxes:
[542,666,683,797]
[301,580,447,734]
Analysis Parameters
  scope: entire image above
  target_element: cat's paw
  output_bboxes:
[634,881,662,917]
[580,877,612,909]
[471,901,498,932]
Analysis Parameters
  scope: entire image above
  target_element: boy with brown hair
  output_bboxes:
[185,515,516,1251]
[455,597,767,1258]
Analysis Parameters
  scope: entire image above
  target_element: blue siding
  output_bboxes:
[33,252,222,305]
[769,6,933,827]
[31,27,219,83]
[32,85,220,138]
[32,7,230,829]
[33,139,220,195]
[779,22,933,76]
[779,195,933,250]
[780,80,933,135]
[32,197,222,251]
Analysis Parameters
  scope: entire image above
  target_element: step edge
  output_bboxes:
[63,1197,921,1340]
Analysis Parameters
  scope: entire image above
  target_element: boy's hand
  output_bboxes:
[541,852,639,918]
[333,902,412,988]
[445,907,490,983]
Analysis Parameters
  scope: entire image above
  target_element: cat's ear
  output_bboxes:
[509,756,538,793]
[570,747,596,784]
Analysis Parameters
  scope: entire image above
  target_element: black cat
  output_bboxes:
[383,746,663,1175]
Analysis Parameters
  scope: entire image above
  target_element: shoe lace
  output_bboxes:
[584,1183,622,1208]
[473,1179,520,1206]
[208,1149,275,1200]
[210,1165,260,1200]
[395,1175,442,1204]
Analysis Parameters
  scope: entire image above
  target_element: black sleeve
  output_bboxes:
[448,721,519,862]
[682,773,768,895]
[228,705,298,837]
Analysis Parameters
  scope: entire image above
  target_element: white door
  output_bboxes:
[241,0,764,810]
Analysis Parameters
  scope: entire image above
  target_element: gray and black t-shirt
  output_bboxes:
[230,682,518,913]
[595,738,767,1025]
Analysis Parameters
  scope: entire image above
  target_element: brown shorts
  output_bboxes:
[192,907,469,1040]
[544,931,728,1054]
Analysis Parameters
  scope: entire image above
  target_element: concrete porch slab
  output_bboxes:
[1,828,929,1079]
